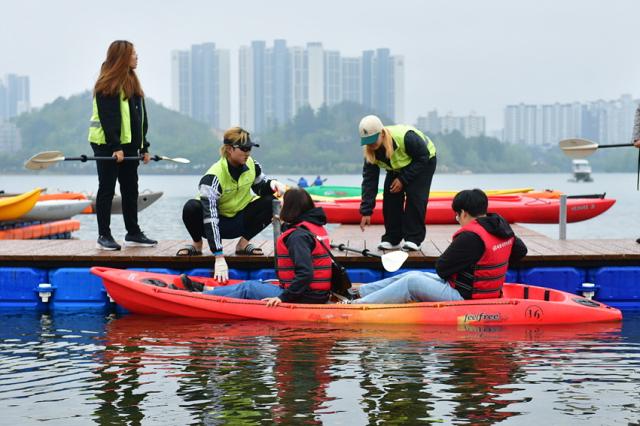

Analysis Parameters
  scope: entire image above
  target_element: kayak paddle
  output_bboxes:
[558,138,634,159]
[559,138,640,190]
[331,243,409,272]
[24,151,191,170]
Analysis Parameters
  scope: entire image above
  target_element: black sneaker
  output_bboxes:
[180,274,204,292]
[124,232,158,247]
[97,235,121,251]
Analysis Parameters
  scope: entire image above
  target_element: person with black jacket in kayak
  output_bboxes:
[358,115,437,252]
[180,188,332,306]
[343,189,527,304]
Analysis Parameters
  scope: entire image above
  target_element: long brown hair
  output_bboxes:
[280,188,315,223]
[363,128,394,164]
[94,40,144,98]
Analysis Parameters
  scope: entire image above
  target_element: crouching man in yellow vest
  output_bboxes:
[178,127,287,282]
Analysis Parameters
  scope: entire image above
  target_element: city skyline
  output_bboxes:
[1,0,639,131]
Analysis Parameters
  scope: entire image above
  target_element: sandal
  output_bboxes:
[235,243,264,256]
[176,244,203,256]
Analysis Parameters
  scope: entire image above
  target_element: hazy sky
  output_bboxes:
[1,0,639,130]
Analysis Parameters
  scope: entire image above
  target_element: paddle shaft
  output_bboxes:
[596,143,635,149]
[62,154,162,162]
[331,243,381,258]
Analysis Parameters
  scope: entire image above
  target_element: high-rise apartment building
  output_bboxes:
[237,40,404,133]
[503,96,636,146]
[170,43,230,130]
[0,74,30,121]
[417,110,485,138]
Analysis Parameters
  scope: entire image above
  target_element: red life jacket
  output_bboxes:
[276,221,332,291]
[448,219,514,299]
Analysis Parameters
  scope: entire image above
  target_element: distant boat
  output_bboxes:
[572,159,593,182]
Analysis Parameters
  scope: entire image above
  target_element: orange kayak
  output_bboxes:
[92,267,622,325]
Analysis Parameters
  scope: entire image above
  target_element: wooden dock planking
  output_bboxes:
[1,224,640,269]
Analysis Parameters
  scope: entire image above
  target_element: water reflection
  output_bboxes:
[96,317,629,424]
[1,313,638,424]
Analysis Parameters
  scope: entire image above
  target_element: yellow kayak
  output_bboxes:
[310,187,535,202]
[0,188,42,221]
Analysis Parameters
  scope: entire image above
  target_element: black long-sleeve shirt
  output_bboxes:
[94,93,150,154]
[360,130,431,216]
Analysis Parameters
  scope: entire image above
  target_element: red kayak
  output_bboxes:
[316,195,616,224]
[91,267,622,325]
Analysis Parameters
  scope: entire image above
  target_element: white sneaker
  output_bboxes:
[377,241,401,250]
[402,241,421,251]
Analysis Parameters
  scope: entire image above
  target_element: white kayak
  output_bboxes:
[86,190,163,214]
[22,199,92,221]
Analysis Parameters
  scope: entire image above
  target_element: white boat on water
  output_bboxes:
[572,159,593,182]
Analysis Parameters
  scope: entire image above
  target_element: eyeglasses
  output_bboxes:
[233,145,252,153]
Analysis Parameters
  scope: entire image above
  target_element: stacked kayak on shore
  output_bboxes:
[0,188,83,239]
[317,194,615,224]
[91,267,622,325]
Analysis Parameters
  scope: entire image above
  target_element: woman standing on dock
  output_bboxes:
[358,115,437,251]
[178,127,287,282]
[88,40,157,251]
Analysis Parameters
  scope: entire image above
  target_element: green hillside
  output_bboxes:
[3,93,638,174]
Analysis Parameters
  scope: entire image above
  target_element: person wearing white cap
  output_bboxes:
[358,115,437,251]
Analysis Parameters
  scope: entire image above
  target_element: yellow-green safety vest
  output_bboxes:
[374,125,436,171]
[88,90,143,148]
[199,157,259,218]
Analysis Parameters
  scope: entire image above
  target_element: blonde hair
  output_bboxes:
[220,127,251,158]
[363,128,394,164]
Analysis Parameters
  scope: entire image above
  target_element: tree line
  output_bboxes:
[2,92,637,174]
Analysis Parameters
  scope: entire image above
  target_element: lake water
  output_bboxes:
[2,173,640,424]
[2,172,639,241]
[0,312,639,424]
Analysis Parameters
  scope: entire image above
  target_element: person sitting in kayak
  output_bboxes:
[312,176,327,186]
[177,127,287,282]
[358,115,437,252]
[297,177,309,188]
[343,189,527,304]
[180,188,332,306]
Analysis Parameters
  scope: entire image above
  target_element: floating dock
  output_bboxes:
[0,224,639,311]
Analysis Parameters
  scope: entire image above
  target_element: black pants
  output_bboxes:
[182,194,275,244]
[381,156,437,246]
[92,144,141,237]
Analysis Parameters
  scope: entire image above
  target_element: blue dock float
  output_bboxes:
[1,223,640,311]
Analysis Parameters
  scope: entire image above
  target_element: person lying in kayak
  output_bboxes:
[342,189,527,304]
[180,188,332,306]
[177,127,287,282]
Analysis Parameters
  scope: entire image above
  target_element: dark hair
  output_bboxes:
[280,188,315,223]
[94,40,143,98]
[451,189,488,217]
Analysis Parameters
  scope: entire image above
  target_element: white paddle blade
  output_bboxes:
[24,151,65,170]
[158,155,191,164]
[381,250,409,272]
[559,138,598,159]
